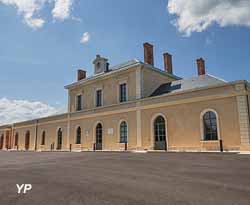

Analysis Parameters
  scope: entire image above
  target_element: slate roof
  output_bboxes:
[65,60,180,89]
[150,74,227,97]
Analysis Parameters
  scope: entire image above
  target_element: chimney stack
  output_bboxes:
[163,52,173,74]
[196,58,206,75]
[77,69,86,81]
[143,42,154,66]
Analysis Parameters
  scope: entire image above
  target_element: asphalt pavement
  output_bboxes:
[0,151,250,205]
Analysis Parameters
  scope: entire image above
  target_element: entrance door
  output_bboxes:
[154,116,167,150]
[57,128,62,150]
[25,131,30,150]
[96,123,102,150]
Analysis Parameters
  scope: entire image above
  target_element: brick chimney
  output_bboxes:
[143,42,154,66]
[163,52,173,74]
[77,69,86,81]
[196,58,206,75]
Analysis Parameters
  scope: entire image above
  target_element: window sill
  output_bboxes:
[118,101,128,104]
[200,140,219,142]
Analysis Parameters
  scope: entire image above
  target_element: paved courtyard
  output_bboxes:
[0,151,250,205]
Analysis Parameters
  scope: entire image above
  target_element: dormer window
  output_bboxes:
[96,62,101,69]
[93,55,109,75]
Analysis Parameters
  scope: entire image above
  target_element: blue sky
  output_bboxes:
[0,0,249,118]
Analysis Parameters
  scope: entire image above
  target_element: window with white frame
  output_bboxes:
[119,83,127,103]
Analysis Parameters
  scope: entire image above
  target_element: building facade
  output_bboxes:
[1,43,250,152]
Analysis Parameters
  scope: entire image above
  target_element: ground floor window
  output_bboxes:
[154,116,166,142]
[41,131,46,145]
[57,128,62,150]
[15,133,18,146]
[76,127,81,144]
[120,121,128,143]
[96,123,102,144]
[203,111,218,141]
[25,131,30,150]
[153,115,167,150]
[0,134,3,149]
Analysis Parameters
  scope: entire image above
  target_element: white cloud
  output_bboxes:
[0,0,74,29]
[80,32,90,44]
[52,0,73,21]
[0,98,66,125]
[167,0,250,36]
[0,0,46,29]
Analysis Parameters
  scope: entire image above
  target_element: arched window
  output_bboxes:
[41,131,46,145]
[25,131,30,150]
[95,123,103,150]
[203,111,218,141]
[76,127,81,144]
[154,116,166,150]
[57,128,62,150]
[0,134,4,150]
[120,121,128,143]
[15,132,19,146]
[5,131,10,149]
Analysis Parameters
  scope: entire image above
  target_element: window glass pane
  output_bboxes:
[120,84,127,102]
[154,116,166,142]
[96,124,102,143]
[203,111,218,141]
[41,131,45,145]
[96,90,102,107]
[77,95,82,111]
[120,121,128,143]
[15,133,18,146]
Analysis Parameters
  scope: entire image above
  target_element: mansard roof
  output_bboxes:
[150,74,227,97]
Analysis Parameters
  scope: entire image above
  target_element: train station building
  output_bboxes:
[1,43,250,152]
